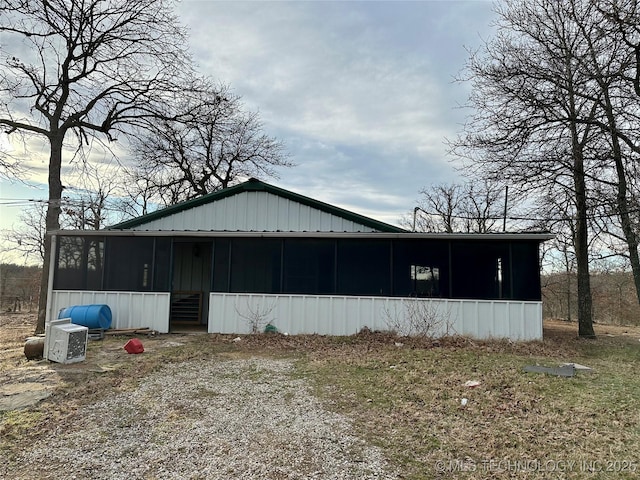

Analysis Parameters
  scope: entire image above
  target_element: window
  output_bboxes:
[496,257,503,298]
[510,242,541,300]
[410,265,440,297]
[392,239,448,297]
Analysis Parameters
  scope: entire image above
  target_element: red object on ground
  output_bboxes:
[124,338,144,354]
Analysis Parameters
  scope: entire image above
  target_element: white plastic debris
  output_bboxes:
[461,398,468,406]
[464,380,481,388]
[560,362,593,373]
[232,337,242,343]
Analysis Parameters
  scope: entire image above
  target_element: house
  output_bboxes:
[46,178,552,340]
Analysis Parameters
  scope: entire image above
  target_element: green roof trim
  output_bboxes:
[108,178,407,233]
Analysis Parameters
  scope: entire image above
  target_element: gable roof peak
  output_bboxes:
[109,178,406,233]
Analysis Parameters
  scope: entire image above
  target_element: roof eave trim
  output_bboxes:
[49,229,555,241]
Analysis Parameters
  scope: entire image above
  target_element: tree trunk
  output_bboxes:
[571,135,595,338]
[612,146,640,306]
[566,271,572,322]
[602,93,640,306]
[35,136,64,334]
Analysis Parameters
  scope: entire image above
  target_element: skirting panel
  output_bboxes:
[50,291,171,333]
[208,293,543,341]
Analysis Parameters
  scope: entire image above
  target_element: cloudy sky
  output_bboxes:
[0,0,496,240]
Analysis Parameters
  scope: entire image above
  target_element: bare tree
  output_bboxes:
[597,1,640,98]
[127,81,292,207]
[4,202,47,264]
[463,180,505,233]
[0,0,193,333]
[63,163,120,230]
[114,165,158,219]
[534,186,582,322]
[411,180,506,233]
[450,0,610,337]
[412,183,463,233]
[577,0,640,304]
[0,263,41,312]
[3,163,119,269]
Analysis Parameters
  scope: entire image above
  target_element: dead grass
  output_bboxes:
[1,314,639,479]
[0,313,37,372]
[301,322,640,479]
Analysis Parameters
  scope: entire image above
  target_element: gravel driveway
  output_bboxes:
[6,358,397,479]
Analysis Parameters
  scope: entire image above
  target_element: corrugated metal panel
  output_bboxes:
[129,191,380,232]
[49,291,171,333]
[208,293,543,341]
[48,291,542,340]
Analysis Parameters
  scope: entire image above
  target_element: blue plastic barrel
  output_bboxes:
[58,304,112,330]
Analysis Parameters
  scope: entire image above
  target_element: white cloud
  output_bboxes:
[182,1,450,150]
[2,1,496,233]
[178,1,495,225]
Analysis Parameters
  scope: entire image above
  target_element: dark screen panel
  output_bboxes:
[54,237,85,290]
[392,239,449,297]
[104,237,155,291]
[213,238,231,292]
[230,239,281,293]
[511,242,541,300]
[153,238,172,291]
[337,239,391,295]
[450,241,511,299]
[283,239,335,294]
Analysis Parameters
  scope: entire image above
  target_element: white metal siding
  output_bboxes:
[208,293,543,341]
[47,291,543,340]
[49,291,171,333]
[129,191,380,232]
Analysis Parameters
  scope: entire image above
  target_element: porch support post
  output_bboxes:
[448,241,453,297]
[509,243,514,299]
[45,233,57,324]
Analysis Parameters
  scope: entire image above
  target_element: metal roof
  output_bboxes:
[108,178,406,233]
[50,229,555,241]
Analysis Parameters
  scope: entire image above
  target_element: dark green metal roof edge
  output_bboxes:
[108,178,407,233]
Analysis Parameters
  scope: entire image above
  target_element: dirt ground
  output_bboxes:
[2,312,640,480]
[5,314,640,480]
[544,317,640,337]
[2,312,638,412]
[1,314,401,480]
[0,312,210,411]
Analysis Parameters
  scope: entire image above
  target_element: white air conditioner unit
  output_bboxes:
[44,318,89,364]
